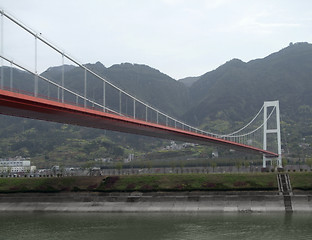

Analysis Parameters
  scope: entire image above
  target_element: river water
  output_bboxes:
[1,212,312,240]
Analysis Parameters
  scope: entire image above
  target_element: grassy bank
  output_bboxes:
[0,173,279,193]
[0,177,103,193]
[0,172,311,193]
[98,173,277,192]
[289,172,312,191]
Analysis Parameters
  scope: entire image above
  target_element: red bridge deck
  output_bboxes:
[0,89,278,158]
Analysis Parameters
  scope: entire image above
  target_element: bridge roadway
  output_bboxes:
[0,89,278,158]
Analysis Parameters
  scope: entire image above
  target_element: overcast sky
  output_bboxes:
[1,0,312,79]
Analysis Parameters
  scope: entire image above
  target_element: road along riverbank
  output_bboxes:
[0,191,311,212]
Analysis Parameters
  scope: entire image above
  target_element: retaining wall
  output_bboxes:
[1,191,310,212]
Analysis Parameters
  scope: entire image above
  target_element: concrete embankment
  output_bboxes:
[0,191,310,212]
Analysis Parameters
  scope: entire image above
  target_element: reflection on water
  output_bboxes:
[1,212,312,240]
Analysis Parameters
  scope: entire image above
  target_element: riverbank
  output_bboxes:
[0,173,311,212]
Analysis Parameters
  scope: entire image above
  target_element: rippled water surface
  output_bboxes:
[1,212,312,240]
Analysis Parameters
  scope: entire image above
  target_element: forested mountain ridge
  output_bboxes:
[184,42,312,125]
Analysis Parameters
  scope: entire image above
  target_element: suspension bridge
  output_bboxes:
[0,10,281,167]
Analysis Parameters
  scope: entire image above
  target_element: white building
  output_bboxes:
[124,153,134,163]
[95,158,112,163]
[0,156,36,173]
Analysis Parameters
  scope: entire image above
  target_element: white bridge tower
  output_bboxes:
[263,100,282,168]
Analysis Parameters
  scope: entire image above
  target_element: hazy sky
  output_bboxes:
[1,0,311,79]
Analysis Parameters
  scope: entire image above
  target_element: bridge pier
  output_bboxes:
[263,101,282,168]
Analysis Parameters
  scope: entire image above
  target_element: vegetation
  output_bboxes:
[0,116,165,168]
[289,172,312,190]
[0,171,311,193]
[98,173,277,192]
[0,176,103,193]
[0,173,278,193]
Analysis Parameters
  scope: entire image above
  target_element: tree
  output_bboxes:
[243,161,250,169]
[116,162,123,174]
[211,162,217,172]
[170,161,176,173]
[180,161,185,174]
[272,160,277,172]
[147,161,153,173]
[306,158,312,170]
[235,161,242,172]
[282,158,288,168]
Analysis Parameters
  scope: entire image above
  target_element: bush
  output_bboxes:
[102,176,120,189]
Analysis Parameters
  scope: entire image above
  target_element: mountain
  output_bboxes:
[100,63,190,117]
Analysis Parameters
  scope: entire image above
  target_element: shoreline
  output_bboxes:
[0,191,311,212]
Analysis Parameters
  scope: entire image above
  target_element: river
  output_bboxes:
[1,212,312,239]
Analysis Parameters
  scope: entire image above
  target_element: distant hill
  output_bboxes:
[178,76,200,87]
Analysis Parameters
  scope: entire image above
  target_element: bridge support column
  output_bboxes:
[0,11,3,90]
[34,35,38,97]
[263,100,282,168]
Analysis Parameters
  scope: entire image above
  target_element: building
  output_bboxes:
[0,156,36,173]
[95,158,113,163]
[124,153,134,163]
[212,150,219,158]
